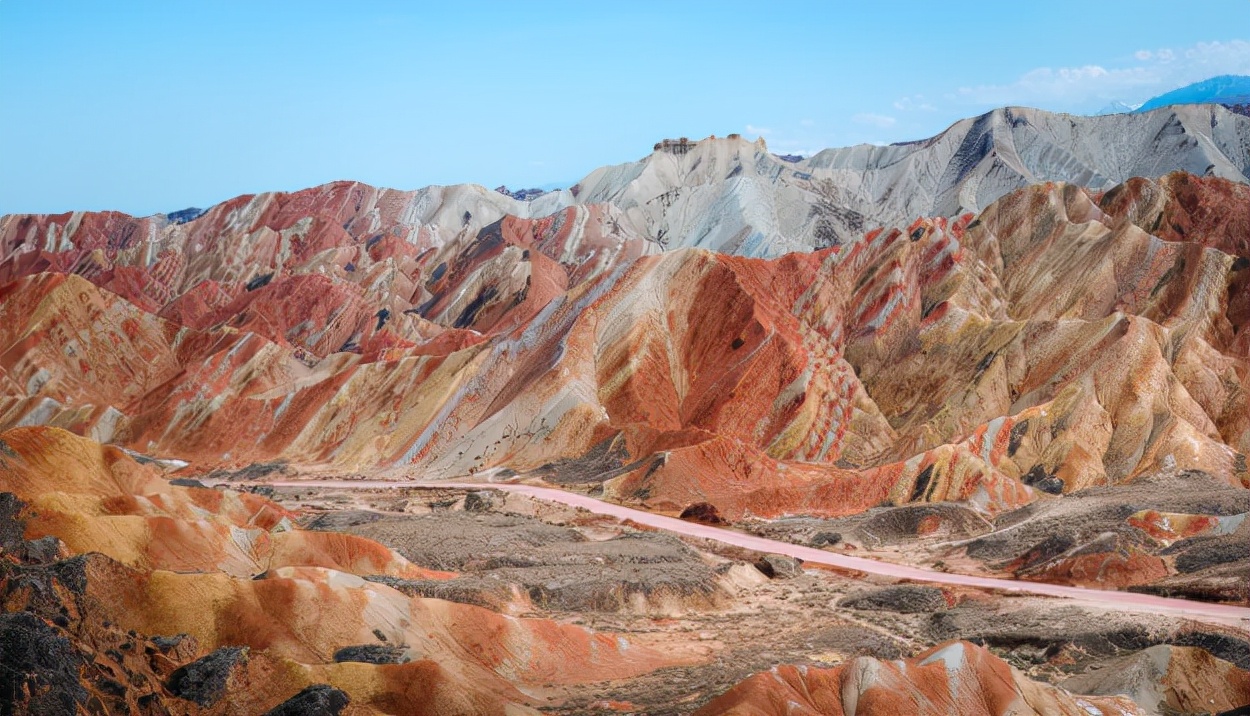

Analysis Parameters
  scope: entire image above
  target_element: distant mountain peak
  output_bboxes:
[1136,74,1250,113]
[1096,99,1143,116]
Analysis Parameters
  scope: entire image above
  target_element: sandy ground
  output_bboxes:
[248,479,1250,714]
[256,478,1250,626]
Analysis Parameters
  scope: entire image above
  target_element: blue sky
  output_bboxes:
[3,1,1250,216]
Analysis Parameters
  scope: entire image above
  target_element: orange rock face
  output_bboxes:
[1062,644,1250,714]
[1127,508,1233,544]
[0,427,702,713]
[695,641,1144,715]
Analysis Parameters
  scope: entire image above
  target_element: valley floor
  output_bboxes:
[252,479,1250,714]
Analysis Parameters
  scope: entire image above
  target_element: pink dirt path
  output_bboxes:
[256,478,1250,627]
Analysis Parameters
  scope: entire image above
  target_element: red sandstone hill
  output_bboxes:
[695,641,1149,715]
[0,172,1247,599]
[1,174,1245,483]
[2,167,1250,712]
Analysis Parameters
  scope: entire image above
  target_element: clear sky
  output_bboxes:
[3,1,1250,216]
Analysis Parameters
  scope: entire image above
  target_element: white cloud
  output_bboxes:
[852,112,897,128]
[893,94,937,112]
[745,124,773,136]
[950,39,1250,111]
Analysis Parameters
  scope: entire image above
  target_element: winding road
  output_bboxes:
[260,478,1250,626]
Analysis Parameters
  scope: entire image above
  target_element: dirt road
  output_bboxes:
[259,478,1250,626]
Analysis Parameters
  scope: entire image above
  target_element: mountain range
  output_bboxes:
[1137,74,1250,112]
[1099,74,1250,118]
[1,101,1249,715]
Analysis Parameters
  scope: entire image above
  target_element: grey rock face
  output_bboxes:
[755,554,803,579]
[166,646,247,707]
[839,586,947,614]
[264,684,351,716]
[332,644,406,664]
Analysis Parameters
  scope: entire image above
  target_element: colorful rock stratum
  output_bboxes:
[2,108,1249,715]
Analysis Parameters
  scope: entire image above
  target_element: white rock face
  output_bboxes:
[7,106,1244,264]
[558,104,1249,256]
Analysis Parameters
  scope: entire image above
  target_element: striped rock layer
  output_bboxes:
[694,641,1146,716]
[0,172,1245,525]
[0,426,699,714]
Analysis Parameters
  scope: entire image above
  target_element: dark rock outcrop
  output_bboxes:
[840,585,947,613]
[679,502,725,525]
[755,554,802,579]
[463,489,502,513]
[264,684,351,716]
[332,644,406,664]
[166,646,247,707]
[0,612,87,716]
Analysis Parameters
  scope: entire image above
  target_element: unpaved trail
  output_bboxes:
[256,478,1250,626]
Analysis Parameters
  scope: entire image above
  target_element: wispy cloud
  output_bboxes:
[745,124,773,136]
[1135,48,1176,63]
[893,95,936,112]
[950,39,1250,110]
[852,112,896,128]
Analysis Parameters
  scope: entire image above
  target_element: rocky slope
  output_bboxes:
[6,428,1246,715]
[2,109,1250,713]
[696,641,1145,716]
[701,639,1250,715]
[572,104,1249,254]
[801,104,1248,247]
[4,107,1246,266]
[1062,645,1250,715]
[0,426,706,714]
[0,170,1247,600]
